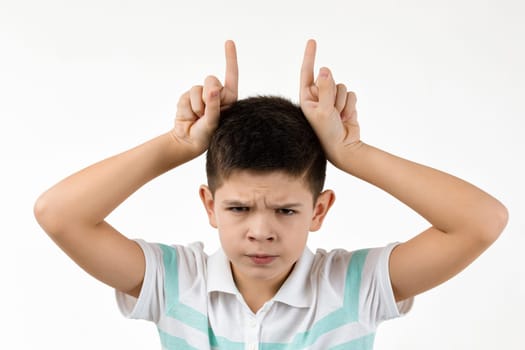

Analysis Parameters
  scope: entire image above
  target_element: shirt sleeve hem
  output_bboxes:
[379,242,414,319]
[115,239,156,319]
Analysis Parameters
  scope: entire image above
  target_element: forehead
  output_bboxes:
[215,170,313,202]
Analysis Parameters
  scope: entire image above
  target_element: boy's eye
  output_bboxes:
[228,207,249,213]
[277,208,296,216]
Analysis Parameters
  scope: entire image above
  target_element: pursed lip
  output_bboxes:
[246,253,278,258]
[246,254,278,265]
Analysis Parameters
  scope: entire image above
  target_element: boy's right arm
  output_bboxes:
[34,41,238,298]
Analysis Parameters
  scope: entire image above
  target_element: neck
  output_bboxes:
[231,264,294,313]
[239,284,276,313]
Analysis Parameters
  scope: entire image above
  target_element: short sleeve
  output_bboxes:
[115,240,209,324]
[115,239,166,322]
[359,242,414,326]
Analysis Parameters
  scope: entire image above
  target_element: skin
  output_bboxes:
[34,40,508,314]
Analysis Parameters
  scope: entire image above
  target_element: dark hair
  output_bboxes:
[206,95,326,199]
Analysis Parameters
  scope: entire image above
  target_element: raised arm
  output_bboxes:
[300,40,508,301]
[34,41,238,298]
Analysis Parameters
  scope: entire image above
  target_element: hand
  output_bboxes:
[300,40,360,166]
[171,40,238,155]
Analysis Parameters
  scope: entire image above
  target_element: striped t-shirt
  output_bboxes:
[116,240,413,349]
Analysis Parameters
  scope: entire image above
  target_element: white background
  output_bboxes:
[1,0,524,349]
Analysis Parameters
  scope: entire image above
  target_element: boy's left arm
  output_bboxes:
[300,40,508,302]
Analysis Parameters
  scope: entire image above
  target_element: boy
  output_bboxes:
[34,40,508,349]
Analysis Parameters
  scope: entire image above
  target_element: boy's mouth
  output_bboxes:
[246,254,278,265]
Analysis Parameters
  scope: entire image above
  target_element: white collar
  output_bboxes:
[206,247,315,309]
[206,248,239,295]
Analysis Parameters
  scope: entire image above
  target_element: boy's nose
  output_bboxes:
[247,216,276,242]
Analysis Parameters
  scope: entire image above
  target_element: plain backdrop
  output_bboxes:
[1,0,524,349]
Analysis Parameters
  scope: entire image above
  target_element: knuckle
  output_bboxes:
[194,107,204,116]
[177,92,190,107]
[204,75,221,86]
[190,85,202,92]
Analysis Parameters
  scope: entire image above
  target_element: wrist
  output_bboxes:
[330,141,368,173]
[165,130,206,166]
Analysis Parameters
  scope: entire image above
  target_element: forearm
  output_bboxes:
[35,132,194,233]
[336,142,507,238]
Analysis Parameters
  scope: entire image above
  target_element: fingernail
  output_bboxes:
[319,68,329,78]
[210,90,219,98]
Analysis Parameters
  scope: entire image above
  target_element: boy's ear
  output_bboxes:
[309,189,335,232]
[199,185,218,228]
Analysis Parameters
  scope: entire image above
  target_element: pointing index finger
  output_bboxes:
[300,39,317,89]
[223,40,238,97]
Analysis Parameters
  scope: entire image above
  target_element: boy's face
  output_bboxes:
[200,170,334,292]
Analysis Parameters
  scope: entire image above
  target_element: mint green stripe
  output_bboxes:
[159,328,245,350]
[330,333,375,350]
[158,244,246,349]
[208,327,244,349]
[211,335,245,349]
[159,244,244,350]
[344,249,368,319]
[158,328,199,350]
[260,309,354,349]
[260,249,372,350]
[159,244,209,333]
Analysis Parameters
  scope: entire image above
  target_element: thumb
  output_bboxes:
[202,89,221,131]
[316,67,337,112]
[202,75,223,131]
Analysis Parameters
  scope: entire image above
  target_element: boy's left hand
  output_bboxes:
[300,40,361,167]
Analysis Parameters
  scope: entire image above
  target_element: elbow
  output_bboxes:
[493,201,509,237]
[477,199,509,246]
[34,192,66,237]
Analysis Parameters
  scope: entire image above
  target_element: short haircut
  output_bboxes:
[206,95,326,199]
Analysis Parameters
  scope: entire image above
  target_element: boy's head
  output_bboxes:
[205,96,327,200]
[199,96,335,294]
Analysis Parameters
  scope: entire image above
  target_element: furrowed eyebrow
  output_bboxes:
[268,203,304,209]
[222,200,251,206]
[221,200,303,208]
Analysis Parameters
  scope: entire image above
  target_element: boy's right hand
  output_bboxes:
[171,40,239,156]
